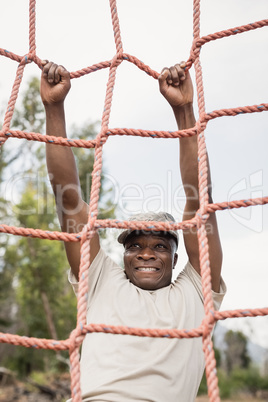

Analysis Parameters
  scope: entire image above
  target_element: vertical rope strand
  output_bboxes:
[109,0,123,54]
[29,0,36,56]
[71,3,125,400]
[193,1,220,399]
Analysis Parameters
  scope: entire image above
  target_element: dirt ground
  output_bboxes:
[1,391,267,402]
[1,392,266,402]
[196,397,268,402]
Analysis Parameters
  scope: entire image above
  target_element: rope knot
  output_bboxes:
[110,51,123,68]
[95,128,108,147]
[202,310,216,338]
[81,219,96,244]
[188,42,199,67]
[195,208,209,229]
[69,328,79,352]
[20,53,40,66]
[20,53,32,65]
[195,117,207,136]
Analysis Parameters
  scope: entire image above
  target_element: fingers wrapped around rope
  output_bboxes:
[161,61,187,86]
[41,60,68,84]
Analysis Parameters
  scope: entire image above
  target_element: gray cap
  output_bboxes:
[117,211,178,247]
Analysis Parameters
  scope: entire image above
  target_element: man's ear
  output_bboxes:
[173,253,178,269]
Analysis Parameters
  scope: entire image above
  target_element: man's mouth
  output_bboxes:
[135,267,159,272]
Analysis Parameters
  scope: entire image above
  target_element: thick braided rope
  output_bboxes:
[191,1,220,399]
[0,0,267,400]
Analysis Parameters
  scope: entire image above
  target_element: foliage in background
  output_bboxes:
[224,329,251,374]
[198,330,268,399]
[0,76,116,376]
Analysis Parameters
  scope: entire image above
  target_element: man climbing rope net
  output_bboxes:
[41,59,226,402]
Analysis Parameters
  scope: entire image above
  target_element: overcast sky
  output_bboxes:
[0,0,268,347]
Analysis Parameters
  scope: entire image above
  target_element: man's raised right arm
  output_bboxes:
[41,61,100,280]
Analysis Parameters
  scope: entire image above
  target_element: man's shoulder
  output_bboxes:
[92,247,121,269]
[68,247,123,297]
[174,260,227,311]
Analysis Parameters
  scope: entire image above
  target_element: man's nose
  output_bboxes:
[137,247,156,260]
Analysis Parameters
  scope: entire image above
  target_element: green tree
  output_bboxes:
[3,169,76,374]
[5,77,45,171]
[1,76,116,375]
[224,330,251,374]
[197,340,221,396]
[13,76,45,133]
[0,114,16,332]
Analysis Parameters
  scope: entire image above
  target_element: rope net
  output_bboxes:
[0,1,267,400]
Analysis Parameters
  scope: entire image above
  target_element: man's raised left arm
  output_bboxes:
[158,62,222,292]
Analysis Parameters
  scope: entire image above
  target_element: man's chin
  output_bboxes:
[131,278,169,291]
[126,270,171,290]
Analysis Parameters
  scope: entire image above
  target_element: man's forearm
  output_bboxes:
[45,103,82,209]
[173,104,201,209]
[173,103,196,131]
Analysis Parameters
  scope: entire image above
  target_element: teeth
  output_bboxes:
[137,268,157,272]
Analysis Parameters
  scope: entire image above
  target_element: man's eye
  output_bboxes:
[156,244,166,249]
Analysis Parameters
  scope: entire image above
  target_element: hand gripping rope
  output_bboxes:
[0,1,267,401]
